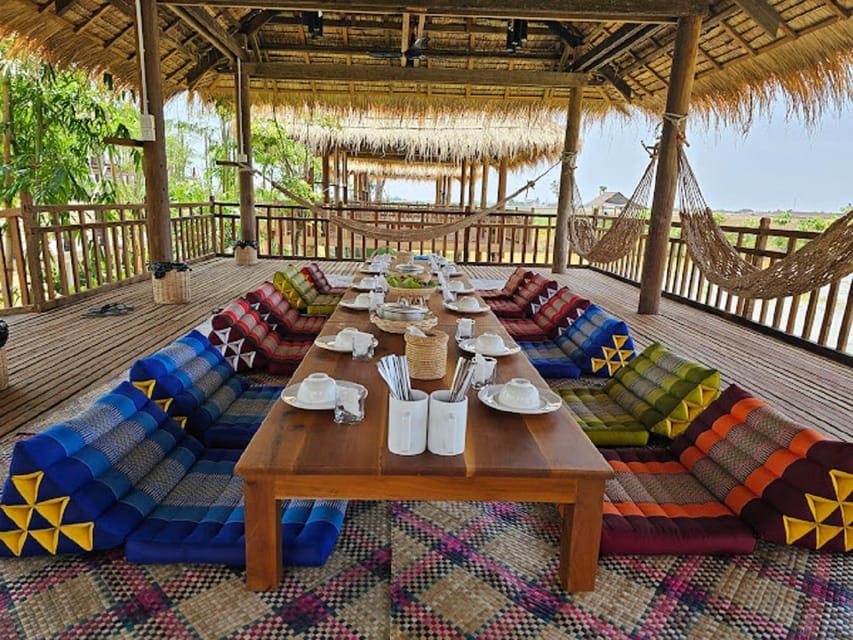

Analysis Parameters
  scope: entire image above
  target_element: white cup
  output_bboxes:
[475,332,505,354]
[498,378,540,410]
[355,293,371,306]
[368,290,385,312]
[457,296,480,312]
[335,327,358,349]
[388,390,429,455]
[456,318,475,341]
[296,373,337,405]
[361,277,376,289]
[448,280,463,292]
[428,390,468,456]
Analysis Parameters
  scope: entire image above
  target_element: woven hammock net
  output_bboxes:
[677,146,853,299]
[242,162,558,243]
[567,153,656,264]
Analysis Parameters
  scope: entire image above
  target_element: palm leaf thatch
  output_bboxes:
[346,158,463,180]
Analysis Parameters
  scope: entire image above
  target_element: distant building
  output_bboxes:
[586,191,628,214]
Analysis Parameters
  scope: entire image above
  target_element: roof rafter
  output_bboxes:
[168,6,246,60]
[731,0,781,36]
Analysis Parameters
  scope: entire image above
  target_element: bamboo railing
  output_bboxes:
[0,197,848,356]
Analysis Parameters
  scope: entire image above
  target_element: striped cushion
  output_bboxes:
[484,298,527,319]
[478,267,530,299]
[555,304,636,376]
[511,274,558,316]
[245,282,278,305]
[258,334,314,375]
[606,343,720,439]
[499,318,549,343]
[306,293,342,317]
[303,263,340,294]
[530,287,589,339]
[273,269,307,310]
[208,302,271,372]
[0,383,200,557]
[248,287,325,338]
[600,447,756,555]
[125,449,347,566]
[671,384,853,552]
[518,340,581,378]
[559,387,651,446]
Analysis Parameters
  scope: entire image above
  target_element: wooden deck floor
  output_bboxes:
[1,259,850,441]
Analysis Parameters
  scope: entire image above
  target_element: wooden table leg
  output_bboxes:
[243,477,282,591]
[559,477,605,592]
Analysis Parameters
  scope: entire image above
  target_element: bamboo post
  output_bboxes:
[638,15,702,314]
[322,151,330,204]
[20,193,45,310]
[467,161,477,213]
[553,86,584,274]
[2,73,16,305]
[136,0,188,303]
[459,160,468,209]
[235,60,258,265]
[480,159,490,209]
[497,157,508,210]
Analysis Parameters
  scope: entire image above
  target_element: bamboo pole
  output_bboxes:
[553,87,584,274]
[236,62,256,245]
[638,15,702,314]
[136,0,172,265]
[480,159,490,209]
[2,73,16,305]
[459,159,468,209]
[497,157,508,210]
[322,151,330,204]
[467,160,477,212]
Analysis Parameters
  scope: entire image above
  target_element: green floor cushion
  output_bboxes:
[559,387,650,446]
[306,293,342,316]
[672,384,853,552]
[554,304,636,376]
[605,343,719,439]
[0,383,201,557]
[272,270,305,310]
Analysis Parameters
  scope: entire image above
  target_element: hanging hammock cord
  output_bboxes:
[677,146,853,299]
[222,159,561,243]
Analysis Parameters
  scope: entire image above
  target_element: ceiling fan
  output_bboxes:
[368,36,433,66]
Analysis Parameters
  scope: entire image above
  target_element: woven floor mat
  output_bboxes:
[389,500,853,640]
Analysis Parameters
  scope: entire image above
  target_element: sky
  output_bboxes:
[383,98,853,214]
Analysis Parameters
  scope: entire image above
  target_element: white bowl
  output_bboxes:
[448,280,464,292]
[335,327,358,349]
[475,332,505,353]
[498,378,540,410]
[354,293,371,306]
[457,297,481,312]
[361,277,377,289]
[296,373,337,405]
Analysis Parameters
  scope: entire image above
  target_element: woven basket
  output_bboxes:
[152,270,191,304]
[405,330,448,380]
[234,246,259,266]
[387,285,437,300]
[0,349,7,391]
[371,312,438,335]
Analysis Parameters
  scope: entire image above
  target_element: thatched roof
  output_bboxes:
[2,1,851,123]
[347,157,464,180]
[279,109,563,164]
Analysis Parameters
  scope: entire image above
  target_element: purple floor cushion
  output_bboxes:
[0,383,201,557]
[125,448,347,566]
[600,447,757,555]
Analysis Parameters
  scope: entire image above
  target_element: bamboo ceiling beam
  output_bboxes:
[169,6,246,60]
[158,0,708,22]
[731,0,781,36]
[573,24,664,72]
[54,0,80,16]
[253,44,559,62]
[546,21,585,48]
[239,9,280,35]
[244,63,589,88]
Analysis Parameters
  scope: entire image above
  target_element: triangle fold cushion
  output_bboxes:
[671,384,853,552]
[555,303,636,376]
[0,383,200,557]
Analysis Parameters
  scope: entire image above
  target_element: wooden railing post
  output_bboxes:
[20,193,45,310]
[742,217,771,319]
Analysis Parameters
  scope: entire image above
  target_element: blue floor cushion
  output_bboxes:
[554,304,636,376]
[125,448,347,566]
[518,340,582,378]
[0,383,201,557]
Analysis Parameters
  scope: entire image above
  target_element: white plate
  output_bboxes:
[360,266,383,274]
[393,264,424,275]
[443,285,475,295]
[457,338,521,357]
[340,300,370,310]
[314,334,379,352]
[352,280,378,291]
[281,380,368,410]
[477,384,562,415]
[443,301,489,314]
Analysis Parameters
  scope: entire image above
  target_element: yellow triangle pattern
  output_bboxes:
[0,473,95,556]
[174,416,188,430]
[132,379,157,397]
[591,338,634,375]
[780,468,853,549]
[155,397,173,412]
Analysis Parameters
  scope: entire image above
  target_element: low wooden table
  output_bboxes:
[236,273,613,592]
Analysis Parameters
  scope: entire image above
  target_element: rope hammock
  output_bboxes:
[223,160,559,243]
[566,150,656,264]
[677,146,853,299]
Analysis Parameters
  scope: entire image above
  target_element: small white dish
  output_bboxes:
[457,338,521,357]
[340,300,370,310]
[314,333,379,353]
[443,301,489,314]
[353,278,377,291]
[477,384,562,415]
[282,380,368,410]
